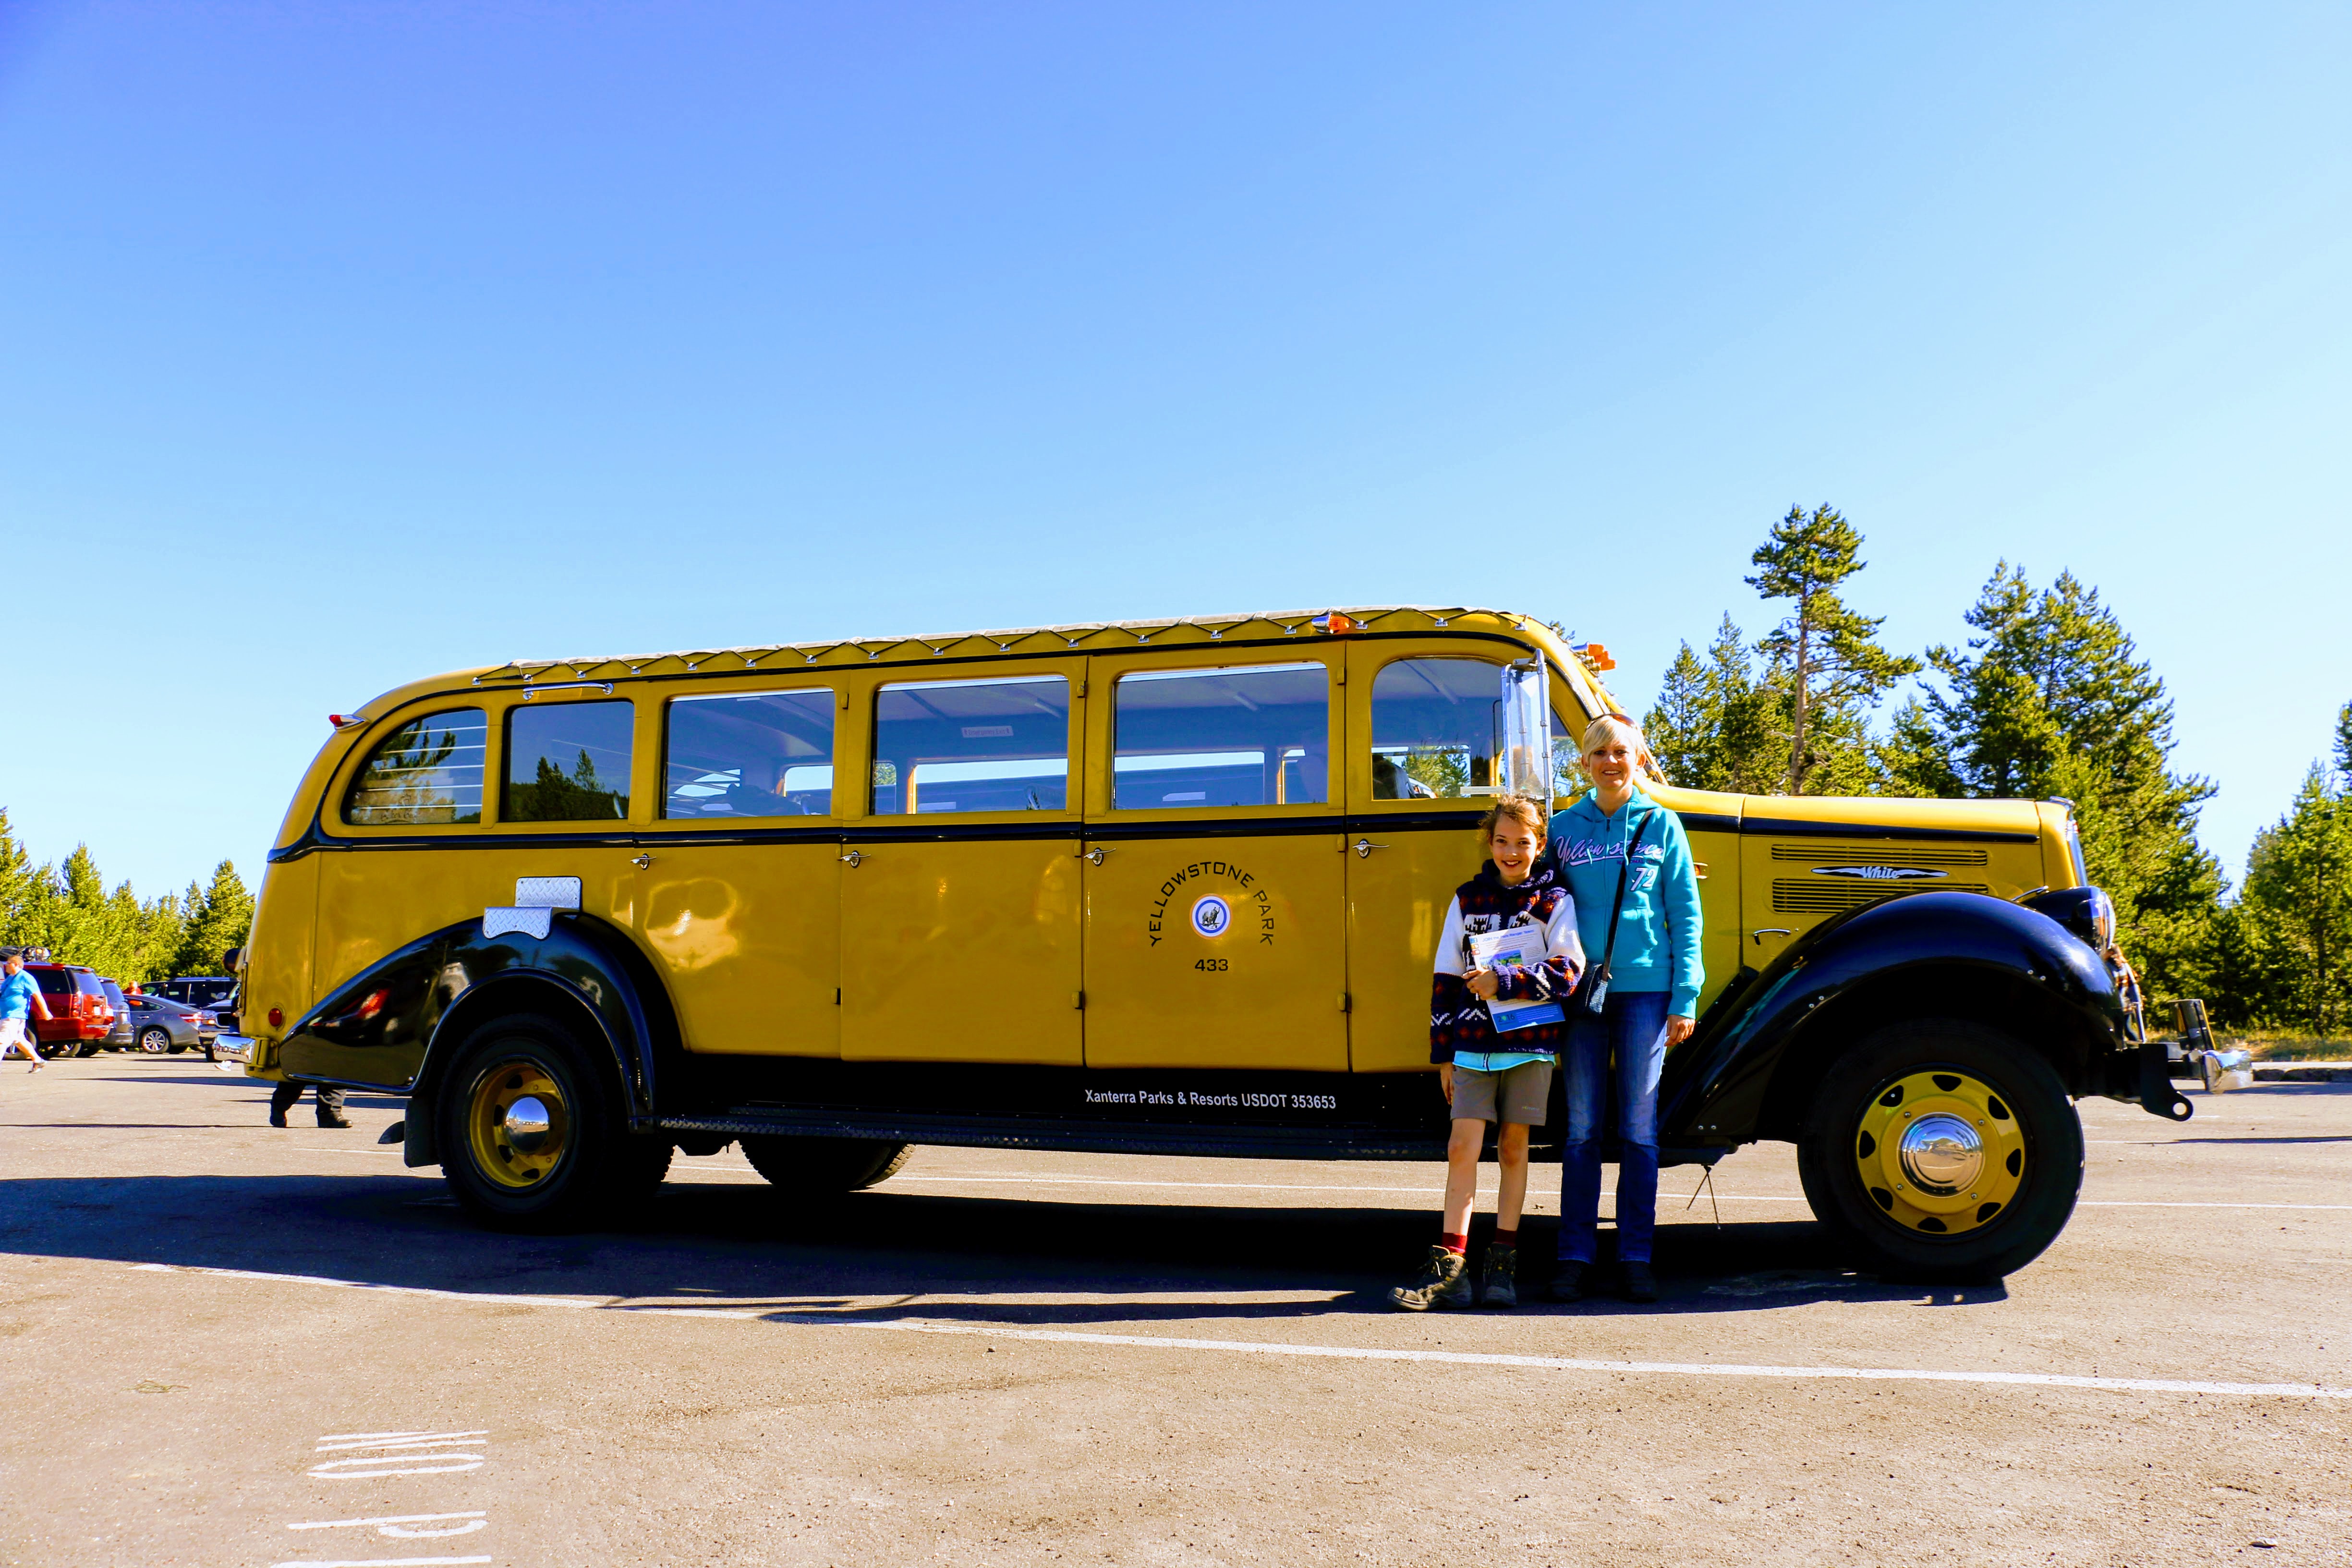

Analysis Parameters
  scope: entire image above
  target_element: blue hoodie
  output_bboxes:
[1546,787,1705,1018]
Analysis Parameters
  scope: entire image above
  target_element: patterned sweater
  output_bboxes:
[1428,861,1586,1065]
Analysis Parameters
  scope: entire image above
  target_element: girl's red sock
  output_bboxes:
[1493,1227,1519,1249]
[1439,1231,1468,1254]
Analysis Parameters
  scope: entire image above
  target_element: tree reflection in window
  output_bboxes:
[1369,659,1504,801]
[343,709,487,826]
[504,701,634,823]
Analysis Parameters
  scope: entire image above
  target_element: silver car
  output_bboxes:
[121,993,219,1056]
[99,979,136,1053]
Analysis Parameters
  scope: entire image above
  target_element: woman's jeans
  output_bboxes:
[1558,989,1671,1266]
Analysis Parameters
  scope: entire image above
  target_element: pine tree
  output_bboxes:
[1643,616,1783,793]
[1645,641,1714,790]
[2335,700,2352,778]
[0,809,42,946]
[170,861,256,978]
[1898,565,2223,999]
[2235,764,2352,1036]
[1745,505,1920,794]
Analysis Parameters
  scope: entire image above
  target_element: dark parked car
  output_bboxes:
[156,976,239,1032]
[121,993,219,1056]
[98,980,135,1052]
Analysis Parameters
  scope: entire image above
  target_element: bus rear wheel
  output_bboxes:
[436,1012,642,1232]
[741,1136,912,1195]
[1797,1017,2083,1284]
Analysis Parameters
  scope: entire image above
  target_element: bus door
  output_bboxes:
[1079,654,1347,1072]
[1342,647,1528,1073]
[838,668,1084,1066]
[636,684,842,1057]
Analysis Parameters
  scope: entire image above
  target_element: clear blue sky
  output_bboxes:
[2,2,2345,901]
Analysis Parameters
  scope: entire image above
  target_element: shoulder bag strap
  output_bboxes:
[1582,808,1655,1014]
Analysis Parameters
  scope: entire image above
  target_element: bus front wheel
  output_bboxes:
[1796,1017,2084,1284]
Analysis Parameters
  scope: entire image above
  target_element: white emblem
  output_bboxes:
[1812,866,1945,881]
[1191,896,1232,938]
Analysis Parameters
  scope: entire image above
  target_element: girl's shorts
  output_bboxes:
[1451,1059,1552,1126]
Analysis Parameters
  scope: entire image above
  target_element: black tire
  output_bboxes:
[433,1011,651,1232]
[740,1136,913,1194]
[1797,1018,2084,1283]
[36,1037,73,1060]
[139,1028,172,1056]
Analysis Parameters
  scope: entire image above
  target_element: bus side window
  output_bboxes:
[1113,663,1329,808]
[871,675,1071,815]
[505,700,635,822]
[1367,658,1505,800]
[343,708,488,826]
[664,689,836,818]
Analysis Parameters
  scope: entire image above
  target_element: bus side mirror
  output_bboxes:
[221,948,245,974]
[1498,658,1552,798]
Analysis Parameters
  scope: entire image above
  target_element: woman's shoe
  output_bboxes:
[1620,1261,1659,1303]
[1479,1245,1519,1309]
[1389,1246,1472,1312]
[1548,1261,1589,1303]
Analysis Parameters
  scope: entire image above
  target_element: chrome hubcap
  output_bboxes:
[1898,1113,1984,1197]
[502,1095,554,1155]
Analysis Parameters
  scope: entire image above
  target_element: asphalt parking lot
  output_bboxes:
[2,1059,2346,1567]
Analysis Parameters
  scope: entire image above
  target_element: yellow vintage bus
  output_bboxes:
[220,607,2199,1280]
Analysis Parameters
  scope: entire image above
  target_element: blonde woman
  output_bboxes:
[1544,715,1703,1303]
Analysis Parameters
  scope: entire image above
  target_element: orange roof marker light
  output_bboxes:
[1311,611,1358,635]
[1572,641,1616,671]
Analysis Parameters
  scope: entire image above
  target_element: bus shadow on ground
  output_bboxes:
[0,1170,2006,1318]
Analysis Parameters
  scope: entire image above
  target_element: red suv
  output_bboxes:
[26,964,118,1059]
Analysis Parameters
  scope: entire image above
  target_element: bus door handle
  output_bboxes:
[839,851,864,869]
[1751,928,1792,944]
[1080,846,1110,865]
[1353,838,1390,859]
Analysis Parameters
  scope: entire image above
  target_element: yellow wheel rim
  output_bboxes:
[1852,1070,2025,1236]
[465,1058,571,1190]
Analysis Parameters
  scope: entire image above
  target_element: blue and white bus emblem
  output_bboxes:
[1191,896,1232,938]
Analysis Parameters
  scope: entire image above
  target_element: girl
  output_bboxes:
[1390,794,1583,1312]
[1547,714,1704,1303]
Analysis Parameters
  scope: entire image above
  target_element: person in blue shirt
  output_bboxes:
[1543,714,1705,1304]
[1,952,55,1073]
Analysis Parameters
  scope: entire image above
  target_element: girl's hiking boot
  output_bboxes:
[1388,1246,1472,1312]
[1620,1261,1659,1303]
[1479,1244,1519,1309]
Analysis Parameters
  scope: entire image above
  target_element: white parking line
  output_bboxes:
[267,1557,489,1567]
[129,1262,2352,1401]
